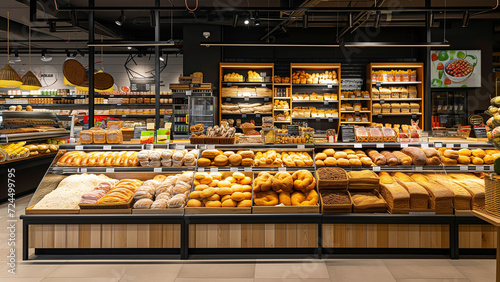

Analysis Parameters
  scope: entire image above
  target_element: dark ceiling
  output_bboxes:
[0,0,498,54]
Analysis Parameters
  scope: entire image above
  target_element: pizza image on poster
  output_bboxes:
[430,50,481,88]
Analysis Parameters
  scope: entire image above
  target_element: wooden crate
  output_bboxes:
[252,205,319,214]
[320,190,352,214]
[25,205,79,215]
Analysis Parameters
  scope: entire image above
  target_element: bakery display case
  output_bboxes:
[431,90,467,129]
[187,95,215,133]
[368,63,424,130]
[220,63,274,130]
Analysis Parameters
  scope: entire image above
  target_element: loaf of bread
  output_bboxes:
[452,179,485,210]
[381,151,399,166]
[401,147,426,166]
[378,172,410,210]
[350,192,387,211]
[441,156,458,166]
[426,174,471,211]
[366,149,386,166]
[422,148,441,166]
[443,149,459,159]
[391,172,429,210]
[392,151,412,166]
[409,173,454,214]
[347,170,380,190]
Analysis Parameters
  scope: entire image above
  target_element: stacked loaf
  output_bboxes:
[378,172,410,212]
[197,150,254,167]
[133,172,194,209]
[138,149,198,167]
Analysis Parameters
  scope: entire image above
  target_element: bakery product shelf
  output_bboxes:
[273,109,291,111]
[372,113,422,116]
[221,113,272,116]
[337,165,493,172]
[372,98,422,102]
[94,104,173,107]
[292,83,339,87]
[293,117,339,120]
[2,95,87,98]
[372,81,422,85]
[341,98,371,101]
[0,130,70,143]
[222,82,271,86]
[100,114,159,118]
[10,104,86,107]
[292,100,338,103]
[342,111,371,113]
[49,166,197,173]
[222,96,272,100]
[340,121,370,124]
[274,97,290,100]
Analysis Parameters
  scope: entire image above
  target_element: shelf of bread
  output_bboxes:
[0,130,70,143]
[373,113,422,116]
[372,98,422,102]
[372,81,422,85]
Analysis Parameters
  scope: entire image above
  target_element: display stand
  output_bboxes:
[472,211,500,282]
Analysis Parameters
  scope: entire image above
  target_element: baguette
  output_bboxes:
[401,147,426,166]
[366,149,386,166]
[381,151,399,166]
[392,151,412,166]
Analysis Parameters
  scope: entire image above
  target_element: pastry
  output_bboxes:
[253,172,273,192]
[272,171,294,192]
[381,151,399,166]
[254,190,279,206]
[443,149,459,159]
[291,190,318,206]
[229,154,242,166]
[366,150,387,166]
[279,191,292,206]
[292,170,316,193]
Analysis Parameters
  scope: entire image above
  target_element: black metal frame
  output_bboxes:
[20,213,494,261]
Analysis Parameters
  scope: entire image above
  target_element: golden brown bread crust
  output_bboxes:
[392,151,412,166]
[401,147,426,166]
[381,151,399,166]
[366,149,386,166]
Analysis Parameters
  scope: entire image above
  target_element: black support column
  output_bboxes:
[424,0,431,130]
[154,0,161,130]
[88,0,95,127]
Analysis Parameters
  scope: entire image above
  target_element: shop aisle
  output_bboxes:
[0,195,495,282]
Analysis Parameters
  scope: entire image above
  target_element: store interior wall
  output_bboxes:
[0,54,183,91]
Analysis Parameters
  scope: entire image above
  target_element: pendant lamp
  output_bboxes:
[21,26,42,90]
[0,11,22,88]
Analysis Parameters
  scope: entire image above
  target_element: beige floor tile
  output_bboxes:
[176,263,255,278]
[0,263,58,278]
[0,278,42,282]
[42,278,118,282]
[395,279,470,282]
[384,259,466,280]
[46,264,128,279]
[449,259,495,282]
[255,262,330,279]
[326,259,396,282]
[175,279,254,282]
[255,279,331,282]
[119,264,182,282]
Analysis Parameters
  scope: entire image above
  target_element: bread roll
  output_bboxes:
[401,147,426,166]
[441,157,457,166]
[471,149,486,159]
[471,157,484,165]
[197,158,211,167]
[239,151,254,159]
[229,154,242,166]
[392,151,412,166]
[458,149,472,157]
[458,155,471,165]
[315,153,327,161]
[324,157,337,166]
[214,155,228,166]
[443,149,459,159]
[201,149,221,159]
[381,151,399,166]
[366,149,387,166]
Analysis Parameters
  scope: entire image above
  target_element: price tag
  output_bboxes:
[122,115,126,117]
[380,100,385,104]
[376,82,381,87]
[411,114,418,120]
[103,145,112,150]
[117,104,122,106]
[227,83,232,87]
[460,166,468,171]
[244,167,252,172]
[106,168,115,173]
[177,145,185,149]
[264,98,270,102]
[354,144,363,148]
[460,144,469,148]
[328,118,334,122]
[230,167,238,172]
[298,144,305,149]
[415,166,423,171]
[316,118,321,122]
[421,143,429,149]
[244,97,249,102]
[80,168,87,173]
[434,142,442,148]
[476,166,484,171]
[261,84,266,87]
[278,167,286,172]
[354,111,360,116]
[198,168,205,172]
[327,84,333,89]
[445,144,454,148]
[242,114,247,118]
[376,143,384,148]
[110,95,115,97]
[256,114,261,118]
[207,145,215,149]
[227,98,231,102]
[210,167,218,172]
[75,145,83,150]
[400,143,408,148]
[324,101,329,105]
[154,167,162,172]
[145,144,154,150]
[378,114,383,119]
[186,90,192,96]
[373,166,381,172]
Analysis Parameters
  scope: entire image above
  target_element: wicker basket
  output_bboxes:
[485,174,500,216]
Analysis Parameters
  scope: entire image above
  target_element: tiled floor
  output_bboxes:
[0,194,496,282]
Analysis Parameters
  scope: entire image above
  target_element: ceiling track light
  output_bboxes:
[303,13,308,28]
[374,11,381,28]
[201,42,450,48]
[462,11,470,27]
[40,49,52,62]
[159,51,165,62]
[348,13,353,28]
[115,10,126,26]
[254,11,260,26]
[244,18,250,25]
[232,14,238,27]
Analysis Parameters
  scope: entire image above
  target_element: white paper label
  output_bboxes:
[327,84,333,89]
[186,90,192,96]
[400,144,408,148]
[354,144,362,148]
[446,144,454,148]
[298,145,305,149]
[278,167,286,172]
[154,167,162,172]
[145,144,154,150]
[415,166,423,171]
[80,168,87,173]
[376,144,384,149]
[122,115,126,117]
[198,168,205,172]
[373,166,381,172]
[103,145,112,150]
[421,143,429,149]
[261,84,266,87]
[460,144,468,148]
[434,142,442,148]
[328,118,333,122]
[242,114,247,118]
[106,168,114,173]
[328,136,334,142]
[117,104,121,106]
[256,114,261,117]
[110,95,114,97]
[75,145,83,150]
[476,166,484,171]
[324,101,328,105]
[460,166,468,171]
[244,97,249,102]
[207,145,215,149]
[210,167,218,172]
[230,167,238,172]
[244,167,252,172]
[177,145,185,149]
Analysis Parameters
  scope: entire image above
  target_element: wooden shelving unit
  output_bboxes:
[367,62,425,129]
[289,63,341,132]
[219,63,274,128]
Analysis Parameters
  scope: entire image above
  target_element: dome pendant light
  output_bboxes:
[0,11,22,88]
[21,26,42,90]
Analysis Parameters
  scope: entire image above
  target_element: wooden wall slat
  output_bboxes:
[188,225,196,248]
[286,224,297,248]
[149,224,163,248]
[307,224,318,248]
[31,225,43,248]
[252,224,265,248]
[172,224,181,248]
[229,224,242,248]
[206,224,218,248]
[241,224,252,248]
[333,224,346,248]
[194,224,207,248]
[265,224,276,248]
[78,225,91,248]
[469,224,482,249]
[126,224,138,248]
[218,224,231,248]
[42,225,55,248]
[101,224,113,248]
[322,224,334,248]
[66,225,79,248]
[459,225,470,248]
[376,224,389,248]
[162,224,173,248]
[441,225,449,248]
[366,224,377,248]
[408,224,420,248]
[137,224,150,248]
[397,224,409,248]
[54,225,67,248]
[388,225,398,248]
[275,224,287,248]
[112,225,127,248]
[90,224,101,248]
[419,224,432,248]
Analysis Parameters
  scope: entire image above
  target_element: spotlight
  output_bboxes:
[41,49,52,62]
[462,11,470,28]
[374,11,381,28]
[348,13,353,28]
[244,18,250,25]
[428,11,434,28]
[233,14,238,27]
[303,13,308,28]
[254,11,260,26]
[9,49,21,64]
[115,10,126,26]
[159,51,165,62]
[127,46,132,50]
